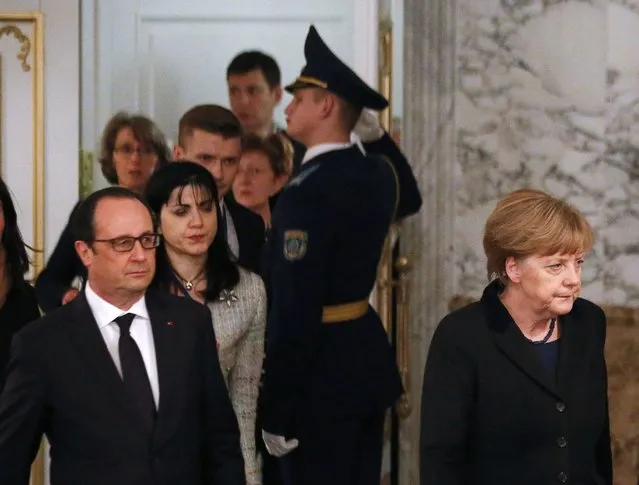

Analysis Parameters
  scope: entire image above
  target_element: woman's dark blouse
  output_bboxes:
[533,339,560,375]
[0,280,40,392]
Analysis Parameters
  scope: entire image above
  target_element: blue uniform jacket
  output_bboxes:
[260,145,412,437]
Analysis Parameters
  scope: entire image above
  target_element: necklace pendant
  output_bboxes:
[185,281,193,290]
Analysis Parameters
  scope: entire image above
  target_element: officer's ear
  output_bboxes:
[318,92,338,120]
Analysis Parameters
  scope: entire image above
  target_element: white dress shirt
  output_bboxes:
[84,283,160,409]
[220,200,240,260]
[301,142,353,165]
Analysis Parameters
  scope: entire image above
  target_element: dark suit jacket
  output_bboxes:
[34,201,86,313]
[283,132,305,177]
[0,281,40,393]
[224,196,265,273]
[420,281,612,485]
[0,290,245,485]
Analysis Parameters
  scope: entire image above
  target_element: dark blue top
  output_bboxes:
[533,339,560,375]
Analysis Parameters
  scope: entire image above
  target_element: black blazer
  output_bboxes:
[420,282,612,485]
[0,281,40,393]
[224,196,265,273]
[0,290,245,485]
[34,201,85,312]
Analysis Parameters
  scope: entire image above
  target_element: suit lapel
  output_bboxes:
[482,283,560,398]
[491,317,560,397]
[66,294,146,431]
[556,308,587,398]
[146,291,187,446]
[225,198,244,254]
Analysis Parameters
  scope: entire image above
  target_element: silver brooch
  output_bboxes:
[219,289,239,306]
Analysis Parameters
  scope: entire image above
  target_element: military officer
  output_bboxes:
[259,25,422,485]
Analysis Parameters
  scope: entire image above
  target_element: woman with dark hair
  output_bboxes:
[97,111,171,192]
[0,176,40,392]
[35,111,171,312]
[145,161,266,485]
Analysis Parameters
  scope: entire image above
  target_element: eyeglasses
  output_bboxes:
[113,144,156,157]
[92,234,161,252]
[238,167,270,178]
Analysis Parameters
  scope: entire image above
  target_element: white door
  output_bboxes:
[2,0,80,269]
[83,0,379,189]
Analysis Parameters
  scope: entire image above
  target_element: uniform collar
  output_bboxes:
[302,142,352,165]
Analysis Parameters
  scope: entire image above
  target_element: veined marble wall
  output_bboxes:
[400,0,639,483]
[455,0,639,304]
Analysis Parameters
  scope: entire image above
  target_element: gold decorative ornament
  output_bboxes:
[0,13,44,484]
[79,150,94,199]
[375,14,395,337]
[375,14,413,420]
[0,24,32,71]
[394,256,413,418]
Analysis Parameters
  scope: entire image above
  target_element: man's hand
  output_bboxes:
[61,289,80,305]
[353,109,385,143]
[262,430,299,457]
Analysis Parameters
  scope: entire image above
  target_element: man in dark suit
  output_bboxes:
[174,105,265,272]
[0,187,245,485]
[226,50,305,175]
[259,25,422,485]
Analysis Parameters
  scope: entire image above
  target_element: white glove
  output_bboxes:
[262,430,299,457]
[352,109,385,143]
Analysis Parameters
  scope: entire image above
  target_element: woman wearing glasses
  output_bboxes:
[232,133,294,229]
[35,112,171,312]
[145,161,266,485]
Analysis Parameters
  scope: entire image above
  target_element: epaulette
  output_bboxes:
[285,164,320,189]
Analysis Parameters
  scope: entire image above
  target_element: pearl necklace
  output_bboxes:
[526,318,557,345]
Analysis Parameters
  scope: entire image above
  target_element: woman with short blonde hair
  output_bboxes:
[484,188,594,284]
[420,188,611,485]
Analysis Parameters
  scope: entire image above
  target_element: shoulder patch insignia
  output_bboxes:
[286,164,320,188]
[283,230,308,261]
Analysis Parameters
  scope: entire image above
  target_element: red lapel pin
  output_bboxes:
[167,321,175,326]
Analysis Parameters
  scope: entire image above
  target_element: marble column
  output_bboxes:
[400,0,639,483]
[454,0,609,301]
[399,0,457,483]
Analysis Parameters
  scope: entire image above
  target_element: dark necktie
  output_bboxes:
[114,313,156,431]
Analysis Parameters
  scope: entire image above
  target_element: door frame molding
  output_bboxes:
[353,0,379,87]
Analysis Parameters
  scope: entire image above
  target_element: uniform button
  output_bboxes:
[557,436,568,448]
[557,471,568,483]
[556,402,566,413]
